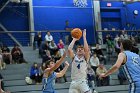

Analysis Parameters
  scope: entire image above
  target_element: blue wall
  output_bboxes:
[100,1,140,30]
[33,0,95,45]
[0,3,30,46]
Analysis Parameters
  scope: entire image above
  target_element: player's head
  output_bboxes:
[120,39,132,51]
[46,59,55,68]
[76,45,85,55]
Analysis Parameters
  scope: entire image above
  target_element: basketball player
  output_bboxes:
[68,29,91,93]
[42,51,69,93]
[100,39,140,93]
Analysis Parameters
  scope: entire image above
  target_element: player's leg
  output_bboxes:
[69,81,80,93]
[79,80,91,93]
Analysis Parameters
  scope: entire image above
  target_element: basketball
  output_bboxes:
[71,28,82,39]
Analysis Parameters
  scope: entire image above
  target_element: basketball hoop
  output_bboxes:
[73,0,88,7]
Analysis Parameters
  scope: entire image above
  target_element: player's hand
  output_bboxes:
[99,73,106,79]
[65,61,69,67]
[83,29,86,38]
[72,37,79,41]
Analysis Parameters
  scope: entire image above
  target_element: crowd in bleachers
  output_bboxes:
[0,30,140,93]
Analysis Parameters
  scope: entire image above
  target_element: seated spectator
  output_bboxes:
[11,44,26,64]
[120,30,129,40]
[96,64,110,86]
[39,41,50,57]
[57,39,65,56]
[94,44,106,64]
[90,52,100,73]
[30,63,42,84]
[49,40,59,56]
[1,45,12,64]
[118,67,127,85]
[0,73,4,91]
[87,65,96,92]
[0,49,6,70]
[42,50,52,63]
[45,31,53,44]
[39,62,46,77]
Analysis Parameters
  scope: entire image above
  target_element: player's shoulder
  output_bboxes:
[118,52,126,58]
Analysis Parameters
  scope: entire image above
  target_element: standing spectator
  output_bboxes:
[89,52,100,73]
[11,44,26,64]
[33,31,42,50]
[45,31,53,44]
[64,20,73,44]
[105,34,114,54]
[49,40,59,56]
[39,41,50,57]
[94,44,106,64]
[120,30,129,40]
[57,39,65,56]
[1,45,12,64]
[96,64,110,86]
[30,63,42,84]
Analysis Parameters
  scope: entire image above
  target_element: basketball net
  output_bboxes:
[73,0,88,7]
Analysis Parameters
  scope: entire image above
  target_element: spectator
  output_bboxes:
[114,34,120,45]
[94,44,106,64]
[1,45,12,64]
[0,73,4,91]
[105,34,114,54]
[39,41,50,57]
[33,31,42,50]
[0,49,6,70]
[39,62,46,76]
[0,73,10,93]
[49,40,59,56]
[120,30,129,40]
[45,31,53,44]
[30,63,42,84]
[130,36,136,46]
[42,50,51,63]
[118,67,127,85]
[11,44,26,64]
[89,52,100,73]
[57,39,65,56]
[96,64,110,86]
[64,20,73,44]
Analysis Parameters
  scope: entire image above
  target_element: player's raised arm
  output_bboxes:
[83,29,90,62]
[56,61,69,78]
[100,52,125,78]
[49,51,66,72]
[68,38,78,59]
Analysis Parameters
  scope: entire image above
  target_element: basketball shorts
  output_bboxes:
[69,80,91,93]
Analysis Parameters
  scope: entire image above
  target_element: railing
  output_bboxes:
[0,30,71,47]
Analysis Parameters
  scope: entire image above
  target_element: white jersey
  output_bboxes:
[71,55,88,81]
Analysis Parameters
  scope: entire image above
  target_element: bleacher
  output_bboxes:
[1,47,130,93]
